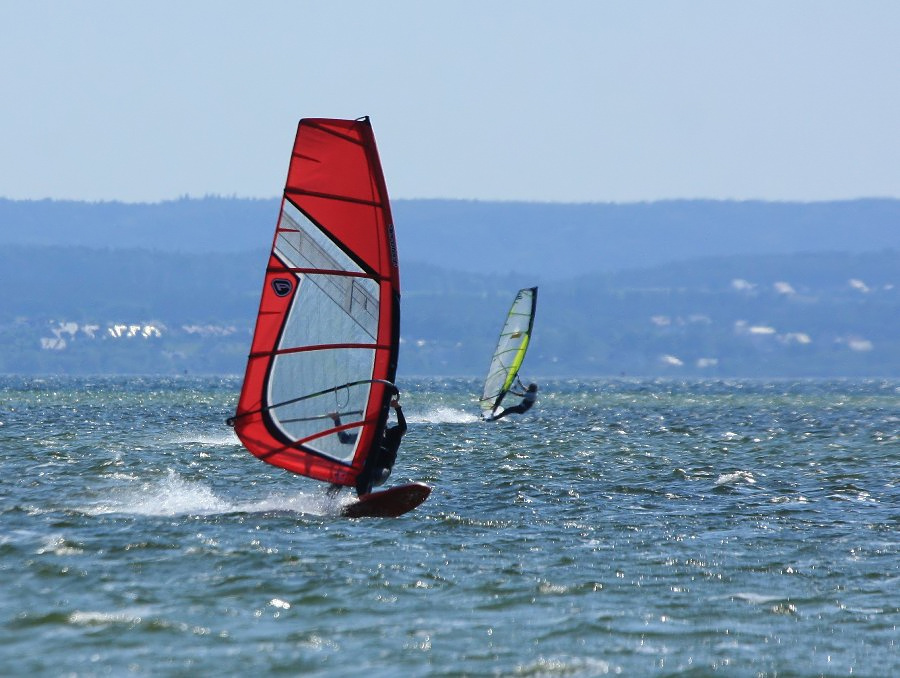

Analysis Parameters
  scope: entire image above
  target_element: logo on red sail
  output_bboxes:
[272,279,293,297]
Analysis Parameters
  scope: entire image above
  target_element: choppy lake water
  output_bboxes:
[1,376,898,676]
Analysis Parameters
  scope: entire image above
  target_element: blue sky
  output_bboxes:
[2,1,898,203]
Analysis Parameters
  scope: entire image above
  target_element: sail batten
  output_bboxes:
[231,117,400,486]
[285,187,383,208]
[249,342,389,359]
[299,119,368,145]
[266,267,377,279]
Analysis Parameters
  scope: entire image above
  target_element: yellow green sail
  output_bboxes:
[479,287,538,419]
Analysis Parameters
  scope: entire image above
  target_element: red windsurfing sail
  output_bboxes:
[230,117,400,488]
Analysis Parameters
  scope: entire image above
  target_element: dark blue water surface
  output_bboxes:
[1,377,897,676]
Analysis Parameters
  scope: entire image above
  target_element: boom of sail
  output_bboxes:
[479,287,538,419]
[230,117,400,488]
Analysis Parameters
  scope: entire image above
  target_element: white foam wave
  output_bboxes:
[69,609,144,626]
[36,535,84,556]
[715,470,756,487]
[84,470,343,517]
[85,471,228,516]
[228,490,347,516]
[409,406,480,424]
[170,432,240,446]
[730,592,783,605]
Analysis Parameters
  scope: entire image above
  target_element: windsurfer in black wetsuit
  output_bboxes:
[488,382,538,421]
[355,397,407,496]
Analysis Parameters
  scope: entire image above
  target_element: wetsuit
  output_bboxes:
[355,403,407,496]
[490,385,537,421]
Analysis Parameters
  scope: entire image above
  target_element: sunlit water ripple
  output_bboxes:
[1,376,898,676]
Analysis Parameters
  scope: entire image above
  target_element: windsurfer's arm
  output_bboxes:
[509,376,528,396]
[391,398,407,435]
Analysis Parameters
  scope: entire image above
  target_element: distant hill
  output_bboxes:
[396,198,900,278]
[404,252,899,378]
[0,197,277,253]
[2,197,899,277]
[1,244,897,377]
[2,196,897,376]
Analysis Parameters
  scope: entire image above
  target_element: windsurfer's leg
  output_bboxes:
[497,404,526,418]
[355,472,372,497]
[372,466,391,487]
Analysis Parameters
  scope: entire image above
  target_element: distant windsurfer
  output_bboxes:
[488,382,538,421]
[355,397,407,496]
